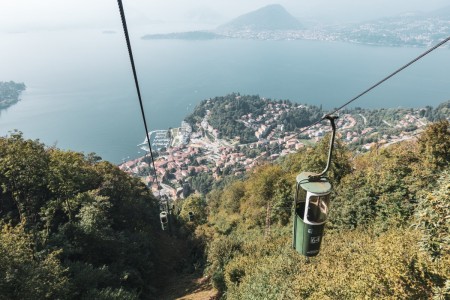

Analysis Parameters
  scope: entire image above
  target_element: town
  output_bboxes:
[119,95,440,200]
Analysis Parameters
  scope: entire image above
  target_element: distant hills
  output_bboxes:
[426,4,450,18]
[216,4,303,32]
[329,5,450,47]
[141,4,450,48]
[142,4,302,40]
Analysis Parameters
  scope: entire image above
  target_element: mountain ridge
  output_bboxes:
[216,4,303,32]
[140,3,450,47]
[426,4,450,18]
[142,4,303,40]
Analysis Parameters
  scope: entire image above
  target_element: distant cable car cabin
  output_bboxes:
[188,211,194,221]
[293,115,337,257]
[160,211,168,230]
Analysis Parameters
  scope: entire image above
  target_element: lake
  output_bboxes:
[1,29,449,163]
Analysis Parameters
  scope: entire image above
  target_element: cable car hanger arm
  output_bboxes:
[309,115,338,181]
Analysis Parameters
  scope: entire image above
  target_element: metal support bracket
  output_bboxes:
[309,115,338,182]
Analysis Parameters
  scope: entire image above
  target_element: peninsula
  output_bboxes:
[119,93,449,199]
[0,81,26,110]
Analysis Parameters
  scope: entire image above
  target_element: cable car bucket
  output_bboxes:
[160,211,169,230]
[292,115,338,257]
[188,211,195,222]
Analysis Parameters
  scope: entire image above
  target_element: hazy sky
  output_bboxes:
[1,0,449,32]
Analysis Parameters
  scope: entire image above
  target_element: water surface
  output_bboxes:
[1,29,449,163]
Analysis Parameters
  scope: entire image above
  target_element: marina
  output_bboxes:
[138,130,171,152]
[138,122,193,153]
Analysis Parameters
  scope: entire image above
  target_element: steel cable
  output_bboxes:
[117,0,162,198]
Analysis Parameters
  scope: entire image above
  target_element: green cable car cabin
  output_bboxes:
[293,172,332,256]
[292,115,337,257]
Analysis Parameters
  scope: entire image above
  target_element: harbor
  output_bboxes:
[138,122,192,152]
[138,130,171,152]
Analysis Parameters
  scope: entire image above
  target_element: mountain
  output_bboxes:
[327,7,450,47]
[141,4,303,40]
[426,5,450,18]
[216,4,303,32]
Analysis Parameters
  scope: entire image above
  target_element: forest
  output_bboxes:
[0,132,200,299]
[0,119,449,299]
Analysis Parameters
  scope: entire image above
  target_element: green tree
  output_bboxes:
[332,142,421,231]
[282,133,352,186]
[415,172,450,260]
[191,172,214,194]
[0,223,71,300]
[418,120,450,169]
[270,177,293,226]
[0,132,50,225]
[413,172,450,299]
[180,195,207,225]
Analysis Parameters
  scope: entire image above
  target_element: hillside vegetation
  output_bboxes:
[185,120,450,299]
[185,93,323,143]
[1,120,448,299]
[0,132,193,299]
